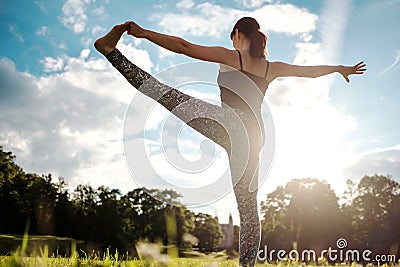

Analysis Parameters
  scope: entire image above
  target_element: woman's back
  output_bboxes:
[218,49,269,117]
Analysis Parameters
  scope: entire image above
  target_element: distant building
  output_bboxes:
[219,214,234,249]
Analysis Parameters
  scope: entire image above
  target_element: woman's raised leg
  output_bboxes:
[94,24,236,151]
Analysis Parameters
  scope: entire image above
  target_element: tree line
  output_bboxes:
[0,146,399,261]
[260,176,400,261]
[0,146,223,255]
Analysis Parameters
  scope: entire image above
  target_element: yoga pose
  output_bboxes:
[95,18,366,266]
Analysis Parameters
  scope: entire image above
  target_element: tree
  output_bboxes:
[343,174,400,255]
[0,147,60,235]
[120,187,194,251]
[0,146,22,182]
[27,173,58,235]
[0,147,203,254]
[260,185,291,251]
[53,177,75,237]
[70,184,98,241]
[120,188,167,243]
[191,213,223,252]
[0,146,26,232]
[260,178,341,256]
[94,186,126,249]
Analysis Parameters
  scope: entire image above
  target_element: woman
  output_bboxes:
[95,17,366,266]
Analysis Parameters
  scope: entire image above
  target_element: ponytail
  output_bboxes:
[250,31,267,59]
[231,17,267,58]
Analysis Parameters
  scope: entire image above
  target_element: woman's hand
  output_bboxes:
[126,21,147,38]
[339,61,367,83]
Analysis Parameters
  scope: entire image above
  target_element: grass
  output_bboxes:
[0,250,241,267]
[0,232,240,267]
[2,249,399,267]
[0,234,84,257]
[0,234,399,266]
[1,254,399,267]
[2,254,399,267]
[0,257,241,267]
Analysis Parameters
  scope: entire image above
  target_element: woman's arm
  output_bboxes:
[127,21,238,66]
[270,61,366,83]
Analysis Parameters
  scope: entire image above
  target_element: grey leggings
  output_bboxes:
[106,49,262,266]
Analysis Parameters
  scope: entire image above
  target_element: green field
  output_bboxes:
[3,255,393,267]
[0,256,242,267]
[3,255,398,267]
[0,234,239,266]
[0,234,398,267]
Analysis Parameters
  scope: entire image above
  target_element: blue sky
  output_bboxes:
[1,0,399,223]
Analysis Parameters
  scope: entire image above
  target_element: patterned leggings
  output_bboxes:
[106,49,262,266]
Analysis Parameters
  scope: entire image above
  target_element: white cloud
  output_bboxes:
[150,3,242,38]
[0,130,30,157]
[379,49,400,77]
[236,0,275,8]
[153,4,167,9]
[60,0,92,33]
[36,26,49,37]
[92,6,105,16]
[8,24,24,43]
[151,2,318,39]
[117,36,154,73]
[60,0,105,36]
[35,1,46,12]
[41,56,65,72]
[158,47,175,59]
[80,48,91,59]
[252,4,318,35]
[360,144,400,156]
[176,0,195,9]
[91,25,106,36]
[318,0,352,63]
[147,145,227,189]
[59,43,67,50]
[344,145,400,181]
[80,36,94,48]
[0,41,156,192]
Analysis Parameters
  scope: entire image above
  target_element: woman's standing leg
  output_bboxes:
[224,113,263,267]
[231,148,261,267]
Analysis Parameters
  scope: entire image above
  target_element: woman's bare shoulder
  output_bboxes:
[219,63,237,72]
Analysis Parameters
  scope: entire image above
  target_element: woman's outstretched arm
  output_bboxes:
[126,21,239,67]
[270,61,366,83]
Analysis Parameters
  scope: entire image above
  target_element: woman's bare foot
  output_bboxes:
[94,23,128,56]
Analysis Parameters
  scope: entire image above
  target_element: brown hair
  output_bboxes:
[230,17,267,59]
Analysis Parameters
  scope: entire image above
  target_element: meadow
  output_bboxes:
[1,234,398,267]
[0,233,236,267]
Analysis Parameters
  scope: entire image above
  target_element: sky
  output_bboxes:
[0,0,399,224]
